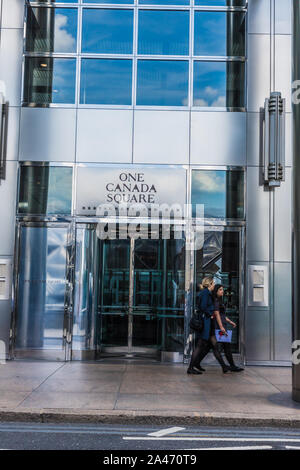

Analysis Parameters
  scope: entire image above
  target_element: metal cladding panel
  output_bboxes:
[245,308,271,362]
[0,161,17,256]
[286,113,292,167]
[1,0,24,29]
[0,299,12,357]
[19,108,76,162]
[6,106,20,161]
[274,261,292,361]
[275,35,292,113]
[246,112,261,166]
[190,112,246,165]
[133,110,189,165]
[275,0,292,34]
[274,168,292,263]
[0,28,23,106]
[77,109,133,163]
[248,0,271,34]
[247,35,271,113]
[246,167,270,262]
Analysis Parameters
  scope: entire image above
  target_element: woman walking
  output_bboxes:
[212,284,244,372]
[187,276,230,375]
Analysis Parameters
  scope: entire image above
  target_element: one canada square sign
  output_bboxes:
[76,165,187,216]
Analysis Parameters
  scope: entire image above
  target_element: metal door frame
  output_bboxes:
[188,224,246,365]
[10,219,75,361]
[74,219,188,359]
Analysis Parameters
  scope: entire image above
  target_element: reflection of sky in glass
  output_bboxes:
[47,168,73,214]
[193,61,226,107]
[137,60,189,106]
[28,8,77,53]
[82,9,134,54]
[195,0,246,4]
[83,0,133,3]
[139,0,190,6]
[51,59,76,103]
[192,171,226,218]
[194,12,226,56]
[192,170,244,219]
[138,10,189,55]
[80,59,132,105]
[54,9,77,53]
[26,58,76,104]
[39,0,78,2]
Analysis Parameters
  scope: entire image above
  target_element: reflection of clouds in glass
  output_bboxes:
[137,60,188,106]
[193,171,225,193]
[138,11,189,55]
[82,9,133,54]
[54,14,76,52]
[193,98,208,106]
[211,95,226,107]
[193,62,226,107]
[194,12,226,56]
[80,59,132,104]
[52,59,76,103]
[204,86,218,97]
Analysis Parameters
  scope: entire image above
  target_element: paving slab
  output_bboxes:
[0,361,299,427]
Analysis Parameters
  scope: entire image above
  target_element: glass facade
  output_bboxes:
[23,1,246,108]
[191,169,245,219]
[18,165,73,215]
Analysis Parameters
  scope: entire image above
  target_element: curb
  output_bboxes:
[1,409,300,428]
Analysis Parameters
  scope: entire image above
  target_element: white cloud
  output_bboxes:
[194,98,208,107]
[54,14,76,53]
[194,172,225,193]
[204,86,218,97]
[211,96,226,107]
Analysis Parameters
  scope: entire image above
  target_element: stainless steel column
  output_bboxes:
[293,0,300,402]
[127,237,135,353]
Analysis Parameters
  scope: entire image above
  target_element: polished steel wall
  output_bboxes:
[245,0,292,364]
[0,0,294,363]
[0,0,23,357]
[292,0,300,401]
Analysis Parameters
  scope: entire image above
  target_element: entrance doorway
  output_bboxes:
[72,223,186,359]
[11,221,244,362]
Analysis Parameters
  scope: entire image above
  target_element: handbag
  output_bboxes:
[215,329,232,343]
[189,311,205,333]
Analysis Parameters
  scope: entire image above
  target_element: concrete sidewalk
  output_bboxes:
[0,360,299,427]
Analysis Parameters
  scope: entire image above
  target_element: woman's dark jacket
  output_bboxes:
[196,287,215,340]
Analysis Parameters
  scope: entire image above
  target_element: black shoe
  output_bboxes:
[194,365,206,372]
[222,366,231,374]
[230,366,244,372]
[187,367,202,375]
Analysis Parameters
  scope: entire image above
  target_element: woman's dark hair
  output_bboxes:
[213,284,225,307]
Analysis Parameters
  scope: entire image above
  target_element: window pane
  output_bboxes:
[137,60,189,106]
[194,11,245,56]
[82,9,134,54]
[32,1,77,3]
[138,10,189,55]
[23,57,76,104]
[139,0,190,5]
[26,7,77,53]
[80,59,132,105]
[83,0,133,3]
[18,166,73,215]
[195,0,246,5]
[191,170,245,219]
[193,61,245,108]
